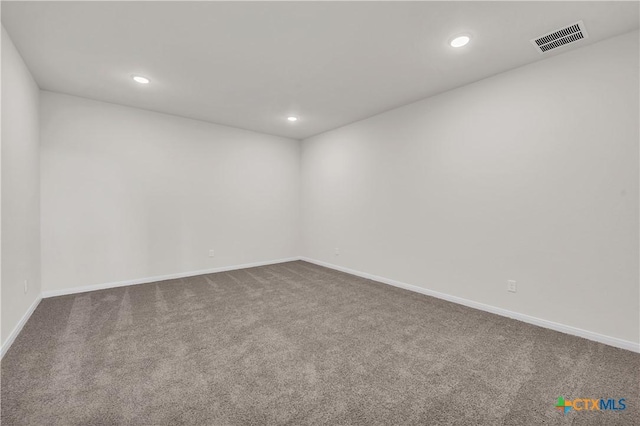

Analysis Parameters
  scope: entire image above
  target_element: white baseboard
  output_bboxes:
[300,257,640,353]
[1,295,42,359]
[31,255,640,353]
[41,257,301,299]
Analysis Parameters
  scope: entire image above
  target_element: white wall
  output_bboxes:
[301,31,640,344]
[1,27,41,347]
[40,92,300,293]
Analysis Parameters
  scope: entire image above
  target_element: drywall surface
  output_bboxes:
[40,92,300,293]
[1,26,41,347]
[301,31,640,344]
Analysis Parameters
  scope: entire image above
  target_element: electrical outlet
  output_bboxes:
[24,279,28,294]
[507,280,517,293]
[334,247,340,256]
[208,249,215,257]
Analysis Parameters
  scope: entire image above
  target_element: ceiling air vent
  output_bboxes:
[531,21,588,53]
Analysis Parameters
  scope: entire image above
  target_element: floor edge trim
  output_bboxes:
[1,295,42,359]
[300,257,640,353]
[41,257,301,298]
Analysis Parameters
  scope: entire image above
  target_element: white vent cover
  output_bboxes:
[531,21,588,53]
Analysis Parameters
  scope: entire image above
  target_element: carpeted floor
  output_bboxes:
[1,261,638,425]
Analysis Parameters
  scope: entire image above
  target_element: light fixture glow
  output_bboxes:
[287,116,298,122]
[450,35,470,48]
[132,75,150,84]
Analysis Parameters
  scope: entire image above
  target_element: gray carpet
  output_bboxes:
[1,261,638,425]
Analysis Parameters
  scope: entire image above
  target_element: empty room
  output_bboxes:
[1,1,639,424]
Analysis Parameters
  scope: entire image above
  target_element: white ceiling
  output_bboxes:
[3,1,638,140]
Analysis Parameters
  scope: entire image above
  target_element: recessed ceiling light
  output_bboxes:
[132,75,150,84]
[287,116,298,122]
[450,35,470,48]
